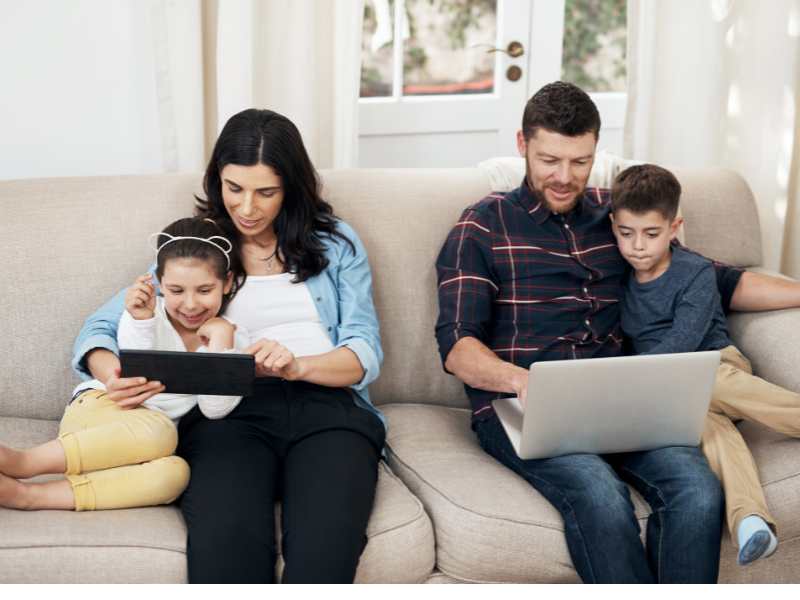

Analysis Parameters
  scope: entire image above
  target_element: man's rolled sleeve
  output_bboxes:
[435,208,497,369]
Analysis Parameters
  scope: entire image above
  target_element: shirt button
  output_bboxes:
[316,297,322,302]
[585,319,591,326]
[583,287,588,294]
[327,326,332,331]
[564,224,570,230]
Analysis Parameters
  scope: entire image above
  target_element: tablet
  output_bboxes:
[120,349,255,396]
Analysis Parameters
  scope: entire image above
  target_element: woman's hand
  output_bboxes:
[124,274,156,320]
[245,339,304,381]
[197,317,236,351]
[104,367,165,409]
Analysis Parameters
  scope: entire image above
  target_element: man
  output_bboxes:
[435,81,798,583]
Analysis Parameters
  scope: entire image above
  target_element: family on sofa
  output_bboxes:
[1,82,799,584]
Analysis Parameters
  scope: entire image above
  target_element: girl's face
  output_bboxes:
[220,162,284,243]
[160,258,233,333]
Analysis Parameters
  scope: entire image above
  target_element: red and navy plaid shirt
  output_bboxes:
[435,180,743,422]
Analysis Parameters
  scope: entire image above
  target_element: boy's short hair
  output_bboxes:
[522,81,601,140]
[611,164,681,220]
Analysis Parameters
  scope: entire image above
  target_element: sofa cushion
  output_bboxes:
[0,416,434,583]
[383,403,800,583]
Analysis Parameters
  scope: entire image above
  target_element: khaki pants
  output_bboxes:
[58,390,190,511]
[701,345,800,542]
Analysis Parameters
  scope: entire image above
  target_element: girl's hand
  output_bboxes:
[104,367,165,409]
[197,317,236,351]
[124,274,156,320]
[245,339,303,380]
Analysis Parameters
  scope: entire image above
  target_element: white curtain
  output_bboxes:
[212,0,364,169]
[624,0,800,273]
[0,0,364,181]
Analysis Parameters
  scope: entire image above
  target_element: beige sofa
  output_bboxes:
[1,167,799,583]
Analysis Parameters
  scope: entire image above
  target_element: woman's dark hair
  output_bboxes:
[195,109,354,283]
[154,217,242,313]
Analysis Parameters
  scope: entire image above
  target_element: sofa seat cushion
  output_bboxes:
[0,416,434,583]
[718,422,800,583]
[382,403,800,583]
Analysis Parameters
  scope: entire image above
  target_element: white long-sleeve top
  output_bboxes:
[71,298,249,421]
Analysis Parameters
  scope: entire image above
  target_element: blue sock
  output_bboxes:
[737,515,778,565]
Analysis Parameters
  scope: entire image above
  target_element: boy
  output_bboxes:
[610,163,800,566]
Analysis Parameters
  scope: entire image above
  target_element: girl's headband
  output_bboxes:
[148,232,233,270]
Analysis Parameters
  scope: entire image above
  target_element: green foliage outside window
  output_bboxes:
[562,0,627,92]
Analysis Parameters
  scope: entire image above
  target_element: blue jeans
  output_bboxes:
[475,415,724,583]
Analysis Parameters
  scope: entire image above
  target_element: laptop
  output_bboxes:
[492,351,720,460]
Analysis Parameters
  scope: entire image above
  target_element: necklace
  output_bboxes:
[261,248,279,270]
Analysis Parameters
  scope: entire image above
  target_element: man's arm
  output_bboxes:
[730,271,800,312]
[445,336,529,406]
[435,205,531,404]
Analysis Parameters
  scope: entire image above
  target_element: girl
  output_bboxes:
[0,217,247,511]
[73,109,386,583]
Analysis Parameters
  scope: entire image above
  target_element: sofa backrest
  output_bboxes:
[0,167,762,419]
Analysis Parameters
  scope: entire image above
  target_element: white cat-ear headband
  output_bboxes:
[148,231,233,270]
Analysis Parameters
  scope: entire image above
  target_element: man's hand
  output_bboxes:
[245,339,304,381]
[124,274,156,320]
[104,367,164,409]
[510,368,529,410]
[197,317,236,351]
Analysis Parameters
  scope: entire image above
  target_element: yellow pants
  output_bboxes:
[701,345,800,542]
[58,390,190,511]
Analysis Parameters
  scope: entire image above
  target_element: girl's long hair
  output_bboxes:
[195,109,354,284]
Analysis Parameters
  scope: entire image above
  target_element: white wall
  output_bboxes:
[0,0,204,181]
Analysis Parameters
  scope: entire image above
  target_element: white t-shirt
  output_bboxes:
[71,298,249,421]
[224,273,334,357]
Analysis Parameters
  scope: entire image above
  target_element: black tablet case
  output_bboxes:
[120,349,255,396]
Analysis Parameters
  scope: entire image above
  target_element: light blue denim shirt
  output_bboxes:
[72,220,385,426]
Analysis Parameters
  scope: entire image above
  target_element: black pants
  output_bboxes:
[176,379,386,583]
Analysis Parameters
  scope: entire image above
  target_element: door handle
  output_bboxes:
[486,41,524,58]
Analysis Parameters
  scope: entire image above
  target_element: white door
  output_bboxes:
[358,0,628,168]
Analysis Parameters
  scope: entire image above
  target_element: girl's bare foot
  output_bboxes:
[0,472,28,509]
[0,444,26,478]
[0,472,75,511]
[0,440,66,478]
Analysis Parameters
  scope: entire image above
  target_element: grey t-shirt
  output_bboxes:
[621,246,731,355]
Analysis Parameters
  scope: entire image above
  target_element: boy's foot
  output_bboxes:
[737,515,778,565]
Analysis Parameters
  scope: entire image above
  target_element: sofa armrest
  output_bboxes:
[728,307,800,393]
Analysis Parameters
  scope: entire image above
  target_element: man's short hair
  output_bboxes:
[611,164,681,221]
[522,81,601,140]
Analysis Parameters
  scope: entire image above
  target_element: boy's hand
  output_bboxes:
[197,317,236,351]
[125,274,156,320]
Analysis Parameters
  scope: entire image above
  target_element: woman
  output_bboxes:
[72,109,386,583]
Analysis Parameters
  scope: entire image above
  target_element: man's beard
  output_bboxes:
[525,164,584,215]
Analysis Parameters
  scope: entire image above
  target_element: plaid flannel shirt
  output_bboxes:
[435,180,743,422]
